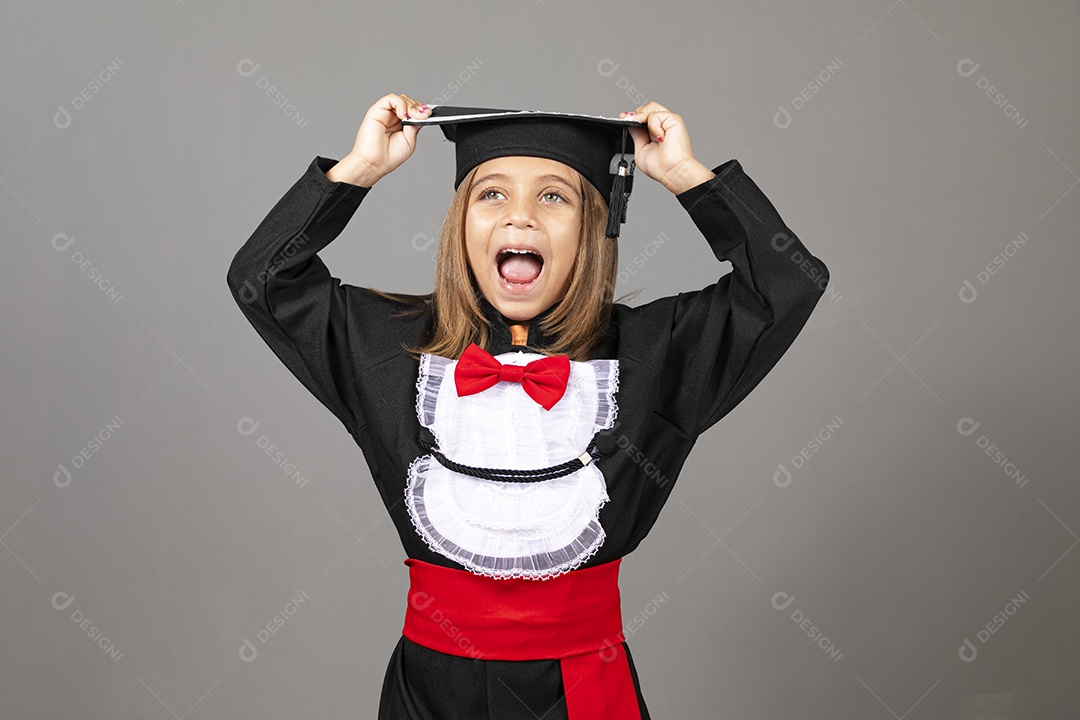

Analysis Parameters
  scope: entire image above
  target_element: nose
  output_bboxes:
[502,194,539,230]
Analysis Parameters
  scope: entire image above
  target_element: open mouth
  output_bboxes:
[495,246,545,290]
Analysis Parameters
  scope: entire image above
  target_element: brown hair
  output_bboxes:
[369,161,630,362]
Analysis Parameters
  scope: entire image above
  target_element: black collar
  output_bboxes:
[479,297,558,355]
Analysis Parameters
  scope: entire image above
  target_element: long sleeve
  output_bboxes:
[660,159,830,437]
[226,156,372,435]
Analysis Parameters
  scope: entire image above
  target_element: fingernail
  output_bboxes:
[657,135,663,142]
[420,104,429,111]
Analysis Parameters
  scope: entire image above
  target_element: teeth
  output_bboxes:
[500,248,537,255]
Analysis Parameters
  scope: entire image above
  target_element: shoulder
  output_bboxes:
[344,285,434,363]
[612,295,680,328]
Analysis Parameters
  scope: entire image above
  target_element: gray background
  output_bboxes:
[3,1,1078,718]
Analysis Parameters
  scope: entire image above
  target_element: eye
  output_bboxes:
[476,188,570,203]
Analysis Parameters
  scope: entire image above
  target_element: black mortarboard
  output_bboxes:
[402,105,639,239]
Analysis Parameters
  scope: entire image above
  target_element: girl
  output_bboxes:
[227,92,830,719]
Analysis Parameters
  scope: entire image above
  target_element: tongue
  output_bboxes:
[499,254,542,284]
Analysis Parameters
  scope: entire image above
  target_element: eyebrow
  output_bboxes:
[473,172,579,196]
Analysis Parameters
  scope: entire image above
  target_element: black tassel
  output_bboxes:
[606,166,627,239]
[605,126,634,240]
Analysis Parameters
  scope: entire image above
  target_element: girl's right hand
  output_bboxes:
[337,93,431,187]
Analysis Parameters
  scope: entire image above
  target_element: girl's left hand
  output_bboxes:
[620,102,712,194]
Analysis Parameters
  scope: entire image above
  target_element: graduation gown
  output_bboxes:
[226,155,830,719]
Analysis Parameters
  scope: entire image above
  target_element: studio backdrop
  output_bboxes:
[3,1,1078,718]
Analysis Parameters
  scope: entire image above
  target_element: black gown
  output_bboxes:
[226,155,830,719]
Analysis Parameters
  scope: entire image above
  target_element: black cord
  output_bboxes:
[417,428,603,484]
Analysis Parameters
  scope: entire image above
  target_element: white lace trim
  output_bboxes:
[407,350,621,581]
[404,454,610,581]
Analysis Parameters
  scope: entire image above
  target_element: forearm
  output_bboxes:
[661,158,716,195]
[325,154,384,188]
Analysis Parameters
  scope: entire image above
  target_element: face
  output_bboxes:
[464,155,583,322]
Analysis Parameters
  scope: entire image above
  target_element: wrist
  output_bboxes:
[662,158,715,195]
[326,154,383,188]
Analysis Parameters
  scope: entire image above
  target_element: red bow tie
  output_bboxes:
[454,343,570,411]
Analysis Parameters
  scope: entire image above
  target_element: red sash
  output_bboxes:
[402,557,643,719]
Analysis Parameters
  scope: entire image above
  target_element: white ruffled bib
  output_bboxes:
[405,350,620,581]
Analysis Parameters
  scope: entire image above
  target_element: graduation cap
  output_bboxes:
[402,105,639,239]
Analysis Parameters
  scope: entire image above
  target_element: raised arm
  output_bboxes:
[618,102,830,437]
[225,93,432,435]
[665,158,830,436]
[226,158,372,434]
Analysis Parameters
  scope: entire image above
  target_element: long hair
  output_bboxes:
[368,162,622,362]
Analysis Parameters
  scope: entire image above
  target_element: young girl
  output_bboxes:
[227,93,829,720]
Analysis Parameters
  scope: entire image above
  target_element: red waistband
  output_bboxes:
[401,557,642,719]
